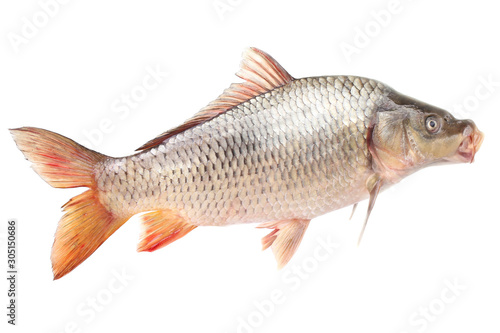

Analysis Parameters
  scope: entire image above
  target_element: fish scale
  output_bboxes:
[11,47,482,278]
[96,76,386,225]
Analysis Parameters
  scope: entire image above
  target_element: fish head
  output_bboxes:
[402,108,484,165]
[370,90,484,179]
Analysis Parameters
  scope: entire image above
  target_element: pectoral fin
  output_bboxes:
[358,174,383,246]
[258,219,311,269]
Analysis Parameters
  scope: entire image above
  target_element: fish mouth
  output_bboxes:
[455,128,484,163]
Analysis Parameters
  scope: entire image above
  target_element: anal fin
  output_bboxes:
[137,210,196,252]
[258,219,310,269]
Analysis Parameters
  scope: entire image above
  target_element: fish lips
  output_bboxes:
[447,125,484,163]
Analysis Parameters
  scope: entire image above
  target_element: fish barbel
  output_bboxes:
[10,48,484,279]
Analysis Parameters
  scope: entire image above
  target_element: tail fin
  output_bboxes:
[52,190,127,279]
[10,127,105,188]
[10,127,128,279]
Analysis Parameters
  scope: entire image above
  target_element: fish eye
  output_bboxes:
[425,116,440,133]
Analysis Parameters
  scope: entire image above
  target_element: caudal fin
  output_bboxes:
[10,127,128,279]
[10,127,104,188]
[52,190,127,279]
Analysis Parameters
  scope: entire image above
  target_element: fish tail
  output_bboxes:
[10,127,128,279]
[10,127,104,188]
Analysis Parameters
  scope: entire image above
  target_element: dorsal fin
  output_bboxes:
[136,47,295,151]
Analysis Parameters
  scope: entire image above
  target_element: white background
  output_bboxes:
[1,1,499,332]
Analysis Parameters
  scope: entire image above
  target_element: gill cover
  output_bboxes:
[369,109,415,174]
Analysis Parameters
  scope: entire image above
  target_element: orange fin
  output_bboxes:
[137,210,197,252]
[10,127,129,279]
[10,127,105,188]
[52,191,128,279]
[136,47,295,151]
[258,219,310,269]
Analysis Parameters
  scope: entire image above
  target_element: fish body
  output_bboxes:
[98,76,383,225]
[10,48,483,279]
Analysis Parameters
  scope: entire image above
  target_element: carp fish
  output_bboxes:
[10,48,484,279]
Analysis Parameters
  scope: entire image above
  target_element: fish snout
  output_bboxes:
[456,121,484,163]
